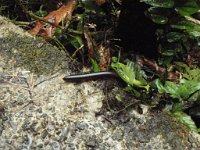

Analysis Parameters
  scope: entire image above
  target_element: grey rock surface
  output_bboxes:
[0,15,200,150]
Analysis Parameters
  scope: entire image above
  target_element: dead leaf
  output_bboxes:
[29,0,77,39]
[84,31,96,59]
[98,43,110,71]
[96,0,108,6]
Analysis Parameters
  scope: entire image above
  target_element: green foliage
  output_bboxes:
[175,62,200,81]
[70,35,83,49]
[154,77,200,131]
[141,0,174,8]
[115,94,123,102]
[91,58,100,72]
[175,1,200,16]
[34,5,47,17]
[172,111,200,132]
[111,57,150,91]
[175,63,200,101]
[124,85,142,97]
[170,103,200,132]
[145,7,169,24]
[155,79,200,101]
[143,0,200,63]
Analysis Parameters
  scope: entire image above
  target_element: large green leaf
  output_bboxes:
[173,111,200,132]
[70,36,83,49]
[140,0,174,8]
[164,81,178,96]
[91,59,100,73]
[166,32,184,42]
[171,20,200,37]
[180,80,200,96]
[111,58,150,91]
[158,43,183,56]
[175,1,200,16]
[154,79,166,93]
[146,7,169,24]
[155,79,200,100]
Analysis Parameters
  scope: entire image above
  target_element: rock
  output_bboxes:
[75,121,88,130]
[85,136,98,147]
[112,129,124,141]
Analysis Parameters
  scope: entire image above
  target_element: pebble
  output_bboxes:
[75,122,88,130]
[0,125,4,135]
[51,141,61,150]
[112,129,124,141]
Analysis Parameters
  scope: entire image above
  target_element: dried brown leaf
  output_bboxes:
[98,44,110,71]
[29,0,77,39]
[84,32,96,59]
[96,0,108,6]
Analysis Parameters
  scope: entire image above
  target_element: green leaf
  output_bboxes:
[154,79,166,93]
[164,81,178,97]
[149,13,168,24]
[171,20,200,37]
[180,79,200,93]
[35,5,47,17]
[175,84,190,99]
[175,1,200,16]
[146,7,169,24]
[140,0,174,8]
[70,36,83,49]
[91,59,100,72]
[124,85,141,97]
[166,32,184,42]
[188,91,200,101]
[158,43,183,56]
[116,94,123,102]
[175,62,198,77]
[172,103,184,112]
[155,79,200,100]
[111,59,150,91]
[188,31,200,37]
[173,111,200,132]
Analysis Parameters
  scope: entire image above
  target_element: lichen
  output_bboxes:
[0,15,69,75]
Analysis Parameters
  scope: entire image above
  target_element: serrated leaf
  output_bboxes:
[155,79,200,100]
[111,59,149,91]
[173,111,199,132]
[172,103,184,112]
[171,20,200,37]
[164,81,178,95]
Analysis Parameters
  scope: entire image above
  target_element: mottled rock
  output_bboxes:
[112,129,124,141]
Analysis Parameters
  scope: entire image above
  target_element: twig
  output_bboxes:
[185,16,200,25]
[114,102,139,115]
[33,73,60,88]
[72,44,84,58]
[28,11,64,29]
[51,37,75,61]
